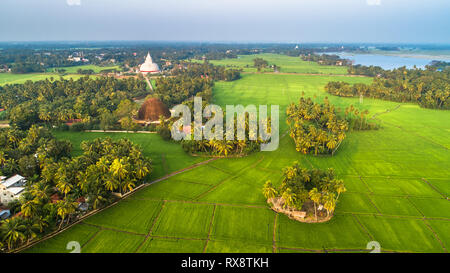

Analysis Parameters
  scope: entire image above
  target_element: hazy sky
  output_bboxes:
[0,0,449,43]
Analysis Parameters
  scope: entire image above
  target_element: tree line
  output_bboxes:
[0,76,147,130]
[171,62,241,82]
[326,67,450,109]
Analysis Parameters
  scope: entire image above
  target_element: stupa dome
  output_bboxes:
[140,52,160,74]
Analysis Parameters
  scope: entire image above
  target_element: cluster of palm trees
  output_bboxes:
[0,76,148,130]
[262,162,346,221]
[286,97,348,155]
[0,136,151,252]
[172,61,241,82]
[343,105,379,131]
[180,115,266,157]
[182,138,259,157]
[325,67,450,110]
[0,126,72,178]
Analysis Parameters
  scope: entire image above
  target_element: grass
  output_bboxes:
[150,202,214,239]
[276,214,371,250]
[81,229,145,253]
[192,53,349,74]
[0,73,88,86]
[23,224,100,253]
[137,237,205,253]
[356,215,444,252]
[83,199,163,234]
[52,131,205,180]
[46,64,121,73]
[27,54,450,253]
[210,206,274,244]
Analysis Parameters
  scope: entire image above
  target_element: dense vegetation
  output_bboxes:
[301,53,352,66]
[287,97,378,156]
[172,62,241,81]
[179,114,267,157]
[0,129,151,251]
[0,76,147,130]
[0,126,72,178]
[263,162,346,220]
[326,68,450,109]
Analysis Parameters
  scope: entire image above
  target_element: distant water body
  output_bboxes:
[324,52,450,70]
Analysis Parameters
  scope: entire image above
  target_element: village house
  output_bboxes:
[0,175,26,205]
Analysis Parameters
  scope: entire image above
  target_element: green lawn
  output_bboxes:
[26,57,450,253]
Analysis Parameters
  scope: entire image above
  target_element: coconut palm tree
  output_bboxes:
[323,193,337,217]
[214,141,233,156]
[326,138,338,152]
[0,217,26,250]
[262,181,278,203]
[56,178,73,197]
[33,215,49,233]
[29,182,50,204]
[57,199,78,229]
[309,188,322,221]
[21,201,38,218]
[134,160,150,180]
[334,179,347,200]
[281,188,296,210]
[22,219,38,244]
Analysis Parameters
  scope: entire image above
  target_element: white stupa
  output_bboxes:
[139,52,160,75]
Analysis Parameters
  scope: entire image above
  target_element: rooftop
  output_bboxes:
[7,187,25,195]
[1,174,25,188]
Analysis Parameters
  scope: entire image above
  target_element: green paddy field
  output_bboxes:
[192,53,349,74]
[25,55,450,253]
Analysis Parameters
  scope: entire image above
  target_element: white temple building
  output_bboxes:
[139,52,160,75]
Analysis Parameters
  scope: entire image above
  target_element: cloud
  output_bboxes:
[67,0,81,6]
[366,0,381,6]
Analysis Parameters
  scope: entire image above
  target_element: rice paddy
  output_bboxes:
[26,54,450,253]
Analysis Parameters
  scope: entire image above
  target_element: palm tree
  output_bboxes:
[33,215,49,233]
[96,156,110,173]
[104,178,119,192]
[21,200,38,218]
[0,151,6,165]
[110,157,130,194]
[22,219,38,244]
[236,140,247,154]
[334,180,347,200]
[281,188,296,210]
[121,178,136,194]
[309,188,321,221]
[30,182,50,204]
[0,217,26,250]
[326,138,338,152]
[262,181,278,203]
[57,199,78,229]
[56,178,73,197]
[214,141,233,156]
[134,160,150,180]
[323,193,337,217]
[90,189,107,210]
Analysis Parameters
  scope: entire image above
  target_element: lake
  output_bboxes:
[323,52,450,70]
